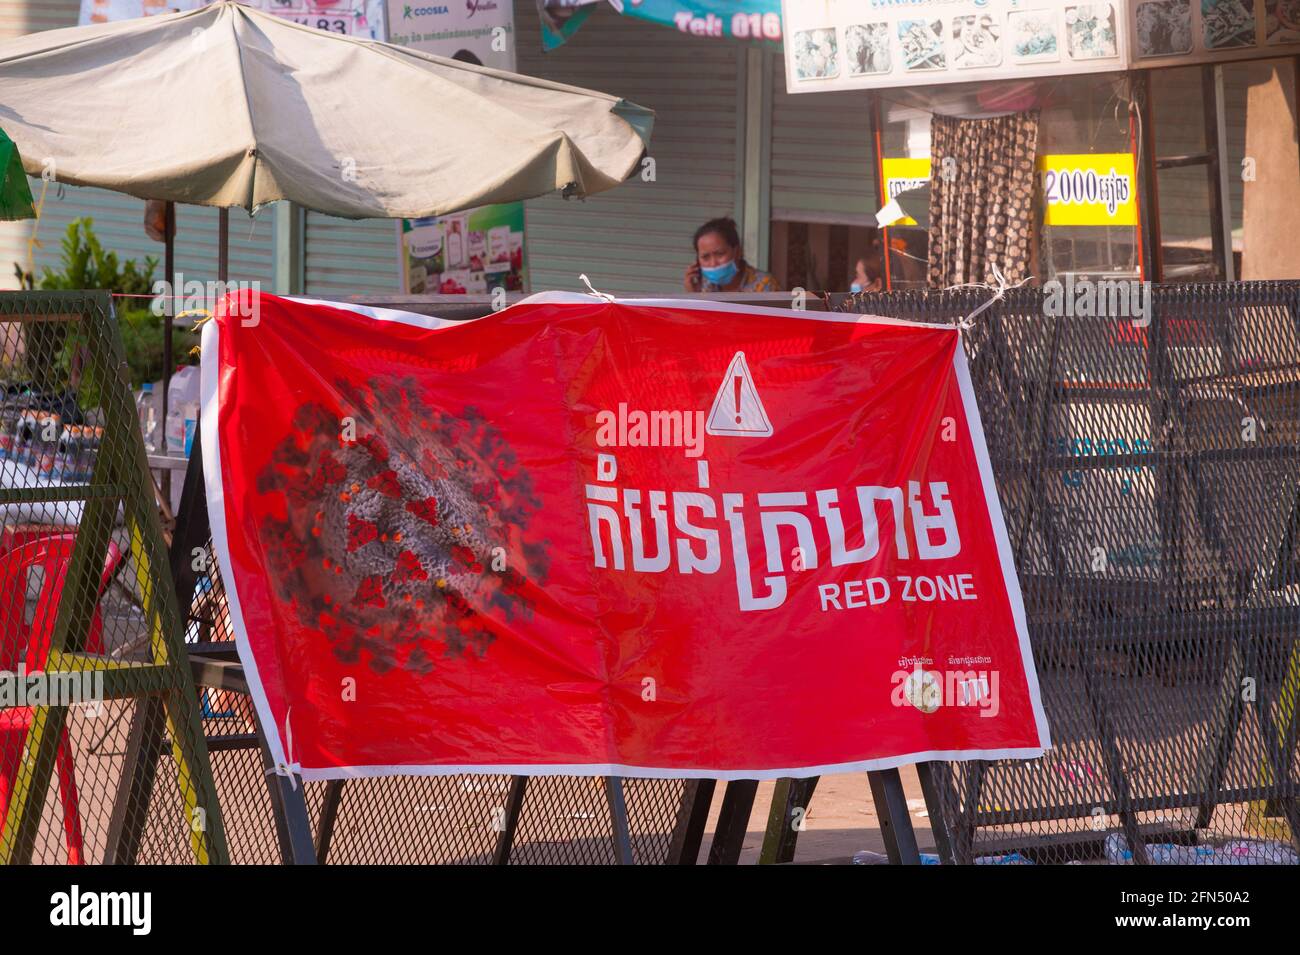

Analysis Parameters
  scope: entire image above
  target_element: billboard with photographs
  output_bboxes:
[1129,0,1300,68]
[782,1,1130,93]
[782,1,1300,94]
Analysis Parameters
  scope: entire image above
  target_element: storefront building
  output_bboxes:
[2,2,1297,297]
[778,1,1300,293]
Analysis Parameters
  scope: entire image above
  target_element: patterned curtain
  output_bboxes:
[927,111,1040,289]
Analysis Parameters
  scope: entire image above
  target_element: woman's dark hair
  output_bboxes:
[858,254,883,284]
[693,217,741,254]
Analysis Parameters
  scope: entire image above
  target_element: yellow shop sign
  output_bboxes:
[880,157,931,227]
[1039,154,1137,227]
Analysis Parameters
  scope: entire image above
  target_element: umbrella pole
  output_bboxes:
[218,207,229,283]
[162,200,175,498]
[162,200,175,430]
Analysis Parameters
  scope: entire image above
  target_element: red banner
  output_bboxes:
[202,292,1050,780]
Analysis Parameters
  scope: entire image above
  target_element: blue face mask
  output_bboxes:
[700,259,739,286]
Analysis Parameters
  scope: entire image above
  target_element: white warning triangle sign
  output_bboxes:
[705,351,773,437]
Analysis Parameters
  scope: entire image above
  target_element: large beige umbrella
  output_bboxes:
[0,1,652,438]
[0,1,653,218]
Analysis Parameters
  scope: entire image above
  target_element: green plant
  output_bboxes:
[11,218,180,404]
[37,218,157,296]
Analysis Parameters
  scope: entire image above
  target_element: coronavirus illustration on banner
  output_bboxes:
[202,292,1051,780]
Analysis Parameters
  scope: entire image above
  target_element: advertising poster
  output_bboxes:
[401,202,526,294]
[385,0,516,70]
[203,291,1051,779]
[80,0,388,37]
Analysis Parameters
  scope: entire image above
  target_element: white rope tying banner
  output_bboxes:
[579,274,616,302]
[266,706,303,790]
[942,262,1032,331]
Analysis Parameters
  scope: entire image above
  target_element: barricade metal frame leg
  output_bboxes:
[491,776,527,865]
[758,776,818,865]
[315,780,346,864]
[667,779,715,864]
[604,777,635,864]
[708,780,758,864]
[916,762,956,865]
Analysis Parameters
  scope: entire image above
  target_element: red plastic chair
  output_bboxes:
[0,534,122,864]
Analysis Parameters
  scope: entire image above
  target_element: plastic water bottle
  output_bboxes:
[1105,832,1219,865]
[1104,832,1133,864]
[164,367,200,456]
[851,850,889,865]
[138,383,158,453]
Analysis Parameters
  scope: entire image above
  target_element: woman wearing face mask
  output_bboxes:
[850,255,884,294]
[684,217,779,293]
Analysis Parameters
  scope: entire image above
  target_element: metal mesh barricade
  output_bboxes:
[302,774,687,865]
[0,291,225,865]
[836,281,1300,865]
